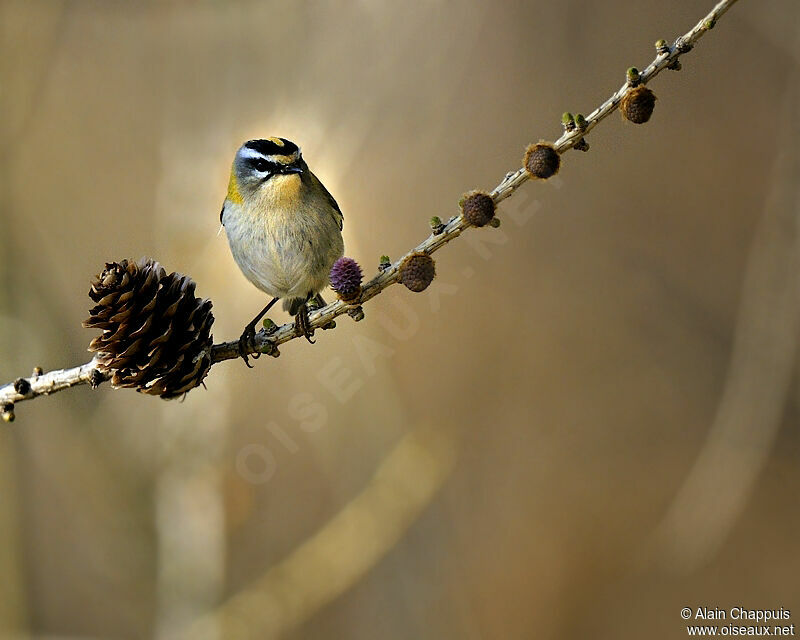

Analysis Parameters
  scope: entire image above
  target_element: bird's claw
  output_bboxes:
[295,304,316,344]
[238,325,261,367]
[308,295,335,330]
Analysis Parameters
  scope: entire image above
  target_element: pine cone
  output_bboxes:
[399,252,436,292]
[84,258,214,399]
[330,257,363,303]
[620,86,657,124]
[523,142,561,180]
[461,191,495,227]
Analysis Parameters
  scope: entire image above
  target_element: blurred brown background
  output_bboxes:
[1,1,799,639]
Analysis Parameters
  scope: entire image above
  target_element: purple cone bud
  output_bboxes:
[330,257,363,302]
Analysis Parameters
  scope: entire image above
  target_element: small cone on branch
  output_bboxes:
[523,142,560,180]
[399,252,436,292]
[84,258,214,399]
[620,86,657,124]
[330,257,363,303]
[461,191,495,227]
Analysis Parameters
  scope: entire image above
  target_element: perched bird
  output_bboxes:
[220,137,344,365]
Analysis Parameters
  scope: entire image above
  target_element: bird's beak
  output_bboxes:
[282,165,303,175]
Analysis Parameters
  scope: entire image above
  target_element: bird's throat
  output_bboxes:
[260,174,302,211]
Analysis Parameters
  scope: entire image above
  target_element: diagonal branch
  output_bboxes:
[0,0,741,414]
[213,0,739,362]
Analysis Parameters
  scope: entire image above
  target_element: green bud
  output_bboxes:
[627,67,640,81]
[655,39,667,49]
[430,216,442,228]
[262,318,276,331]
[575,114,588,130]
[561,112,574,125]
[704,18,716,29]
[489,218,501,228]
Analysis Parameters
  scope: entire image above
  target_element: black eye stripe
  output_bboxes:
[248,158,280,173]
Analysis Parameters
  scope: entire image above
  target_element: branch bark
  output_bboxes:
[0,0,741,414]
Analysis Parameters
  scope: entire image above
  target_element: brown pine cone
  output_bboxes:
[84,258,214,399]
[523,143,561,180]
[461,191,496,227]
[620,86,657,124]
[398,252,436,292]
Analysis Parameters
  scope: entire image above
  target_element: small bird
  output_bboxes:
[220,137,344,366]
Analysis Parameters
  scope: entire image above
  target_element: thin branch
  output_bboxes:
[0,361,101,412]
[214,0,739,361]
[0,0,741,412]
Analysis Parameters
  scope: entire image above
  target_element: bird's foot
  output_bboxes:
[308,294,335,330]
[295,304,316,343]
[238,324,261,368]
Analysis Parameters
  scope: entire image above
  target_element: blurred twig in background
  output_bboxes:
[0,0,742,418]
[174,427,456,640]
[646,53,800,573]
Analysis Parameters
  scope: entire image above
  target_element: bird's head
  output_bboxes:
[228,137,305,203]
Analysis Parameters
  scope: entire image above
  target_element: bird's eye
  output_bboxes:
[253,159,269,173]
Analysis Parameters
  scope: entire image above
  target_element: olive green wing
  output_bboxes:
[310,171,343,231]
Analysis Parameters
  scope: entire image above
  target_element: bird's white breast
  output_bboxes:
[222,175,343,301]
